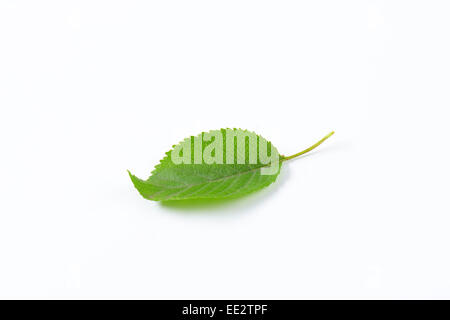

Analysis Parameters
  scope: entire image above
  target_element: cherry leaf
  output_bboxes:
[129,129,333,201]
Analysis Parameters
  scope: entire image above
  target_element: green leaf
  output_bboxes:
[129,129,334,201]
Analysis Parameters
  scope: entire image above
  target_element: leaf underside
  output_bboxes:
[129,129,282,201]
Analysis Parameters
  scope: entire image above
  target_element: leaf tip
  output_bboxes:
[127,170,139,186]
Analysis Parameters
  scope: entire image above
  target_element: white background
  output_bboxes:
[1,1,449,299]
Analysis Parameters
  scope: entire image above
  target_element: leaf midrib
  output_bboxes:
[148,162,277,190]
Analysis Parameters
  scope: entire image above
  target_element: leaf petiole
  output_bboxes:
[282,131,335,161]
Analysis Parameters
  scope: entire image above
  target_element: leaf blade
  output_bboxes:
[129,129,282,201]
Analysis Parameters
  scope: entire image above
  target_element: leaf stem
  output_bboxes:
[282,131,335,161]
